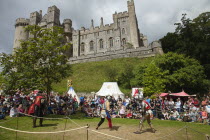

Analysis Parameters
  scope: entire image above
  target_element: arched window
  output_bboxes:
[99,39,103,49]
[109,37,113,48]
[122,38,126,45]
[81,42,85,53]
[122,28,125,35]
[89,41,94,51]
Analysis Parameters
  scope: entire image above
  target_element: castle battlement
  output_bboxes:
[113,11,129,19]
[48,5,60,13]
[63,19,72,24]
[15,18,30,27]
[30,11,41,18]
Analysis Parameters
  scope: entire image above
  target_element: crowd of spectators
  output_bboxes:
[0,91,210,126]
[80,95,210,125]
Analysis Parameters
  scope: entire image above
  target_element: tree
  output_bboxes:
[155,52,208,95]
[132,53,209,96]
[142,62,168,96]
[117,63,134,89]
[104,66,118,82]
[160,12,210,79]
[0,25,72,100]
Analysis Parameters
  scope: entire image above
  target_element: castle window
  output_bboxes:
[122,38,126,45]
[107,30,110,34]
[109,37,113,48]
[99,39,103,49]
[90,41,94,51]
[122,28,125,35]
[98,32,100,36]
[81,43,85,53]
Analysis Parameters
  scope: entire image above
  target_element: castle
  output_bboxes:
[13,0,163,64]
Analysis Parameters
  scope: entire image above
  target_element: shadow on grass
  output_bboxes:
[133,128,156,134]
[41,123,58,127]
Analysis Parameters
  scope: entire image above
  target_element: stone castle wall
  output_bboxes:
[13,0,163,64]
[68,47,157,64]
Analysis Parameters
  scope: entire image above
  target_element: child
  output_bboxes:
[201,108,208,124]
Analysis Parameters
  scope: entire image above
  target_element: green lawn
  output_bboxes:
[0,113,209,140]
[52,57,151,95]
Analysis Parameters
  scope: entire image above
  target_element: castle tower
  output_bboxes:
[63,19,73,57]
[47,5,60,28]
[30,11,42,25]
[13,18,30,51]
[127,0,140,48]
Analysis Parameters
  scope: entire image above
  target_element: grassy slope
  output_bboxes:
[52,57,149,95]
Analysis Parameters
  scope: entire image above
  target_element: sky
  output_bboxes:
[0,0,209,54]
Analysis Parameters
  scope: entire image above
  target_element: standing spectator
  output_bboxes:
[193,98,200,108]
[201,107,208,124]
[205,102,210,125]
[175,98,181,112]
[124,96,130,107]
[145,96,151,104]
[168,98,174,111]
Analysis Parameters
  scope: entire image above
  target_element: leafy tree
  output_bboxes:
[142,62,168,96]
[117,64,134,89]
[132,53,209,96]
[155,52,208,95]
[104,66,118,82]
[160,12,210,79]
[0,25,72,100]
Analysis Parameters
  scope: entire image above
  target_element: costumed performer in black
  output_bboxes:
[96,96,112,130]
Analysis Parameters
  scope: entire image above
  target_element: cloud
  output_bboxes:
[0,0,209,54]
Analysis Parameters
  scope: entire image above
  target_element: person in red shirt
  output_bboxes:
[32,91,46,128]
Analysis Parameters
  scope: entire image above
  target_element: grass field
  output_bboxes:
[52,57,152,95]
[0,113,209,140]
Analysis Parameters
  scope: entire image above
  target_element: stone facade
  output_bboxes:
[13,0,163,64]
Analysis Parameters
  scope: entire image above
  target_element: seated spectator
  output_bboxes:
[162,110,169,120]
[17,104,25,114]
[197,108,203,123]
[66,106,73,115]
[87,107,93,117]
[119,105,126,118]
[189,110,197,122]
[177,114,184,121]
[183,102,188,112]
[169,109,179,120]
[10,105,18,117]
[183,111,192,122]
[0,113,5,119]
[126,110,132,119]
[2,105,8,115]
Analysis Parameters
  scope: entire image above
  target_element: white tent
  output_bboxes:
[96,82,124,99]
[67,87,80,104]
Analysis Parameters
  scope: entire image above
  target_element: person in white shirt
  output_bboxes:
[175,98,181,112]
[10,105,18,117]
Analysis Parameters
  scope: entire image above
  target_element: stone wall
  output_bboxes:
[68,47,157,64]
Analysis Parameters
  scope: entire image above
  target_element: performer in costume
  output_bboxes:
[32,91,46,128]
[138,94,155,133]
[96,96,112,130]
